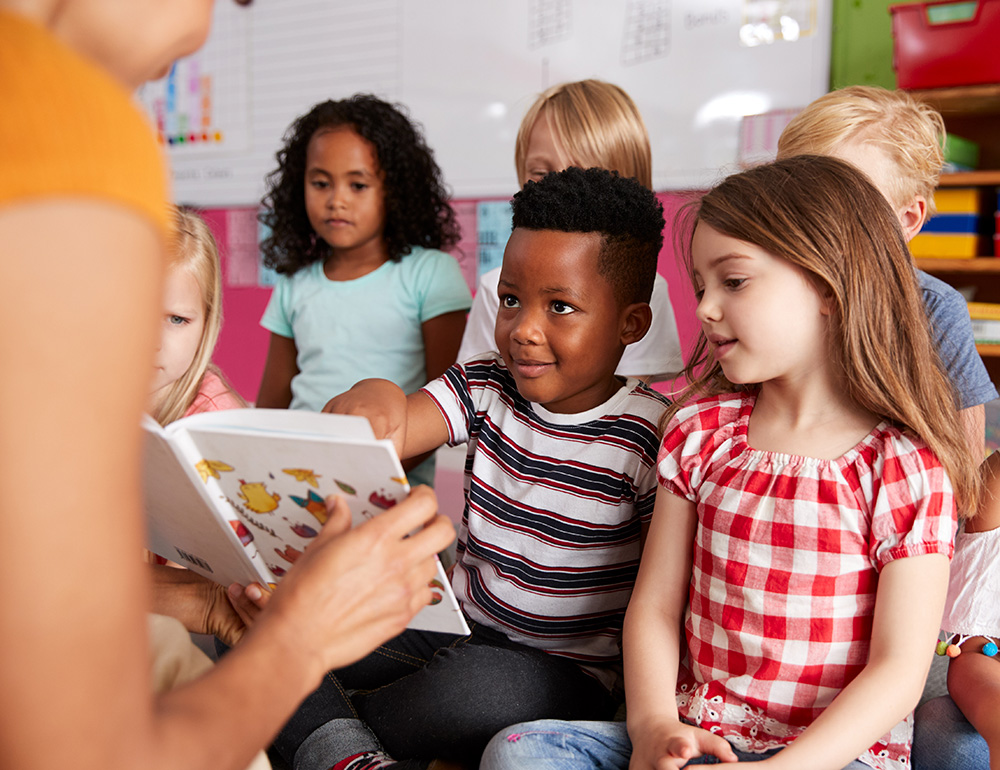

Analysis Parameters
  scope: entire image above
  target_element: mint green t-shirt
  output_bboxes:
[261,247,472,485]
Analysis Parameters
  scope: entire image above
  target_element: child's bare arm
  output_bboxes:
[324,380,449,461]
[960,404,986,461]
[753,553,950,770]
[624,488,737,769]
[422,309,467,382]
[256,332,298,408]
[948,639,1000,765]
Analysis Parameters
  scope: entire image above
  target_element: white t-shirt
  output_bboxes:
[457,266,683,380]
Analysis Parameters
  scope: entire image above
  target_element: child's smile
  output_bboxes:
[495,229,629,414]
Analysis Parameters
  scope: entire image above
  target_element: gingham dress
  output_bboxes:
[657,392,956,770]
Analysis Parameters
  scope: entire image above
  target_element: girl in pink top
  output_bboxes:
[150,205,245,425]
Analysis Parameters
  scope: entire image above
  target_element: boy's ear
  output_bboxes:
[898,195,927,242]
[620,302,653,346]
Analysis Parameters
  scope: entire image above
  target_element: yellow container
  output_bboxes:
[910,232,978,258]
[934,187,980,214]
[968,302,1000,321]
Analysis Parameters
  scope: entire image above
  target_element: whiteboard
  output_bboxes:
[140,0,831,205]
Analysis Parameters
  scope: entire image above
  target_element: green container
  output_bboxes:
[944,133,981,170]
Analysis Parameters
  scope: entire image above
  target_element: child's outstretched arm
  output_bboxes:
[624,487,739,769]
[256,332,299,408]
[422,309,467,382]
[754,552,950,770]
[324,379,449,462]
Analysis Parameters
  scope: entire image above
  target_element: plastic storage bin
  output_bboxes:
[891,0,1000,89]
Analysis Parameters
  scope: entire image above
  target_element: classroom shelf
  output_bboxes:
[977,344,1000,358]
[909,84,1000,115]
[916,258,1000,273]
[938,170,1000,187]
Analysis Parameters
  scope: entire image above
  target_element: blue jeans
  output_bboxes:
[912,695,989,770]
[481,720,872,769]
[273,624,618,767]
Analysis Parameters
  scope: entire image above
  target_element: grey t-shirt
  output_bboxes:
[919,269,998,410]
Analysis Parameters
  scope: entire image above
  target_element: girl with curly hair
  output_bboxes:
[256,94,472,485]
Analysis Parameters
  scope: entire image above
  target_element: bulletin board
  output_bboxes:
[139,0,832,205]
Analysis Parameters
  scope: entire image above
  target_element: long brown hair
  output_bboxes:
[668,155,978,515]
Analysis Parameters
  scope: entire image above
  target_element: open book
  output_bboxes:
[142,408,469,636]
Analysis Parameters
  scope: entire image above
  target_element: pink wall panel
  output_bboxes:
[203,191,704,405]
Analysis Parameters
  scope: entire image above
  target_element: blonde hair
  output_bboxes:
[777,85,945,216]
[667,156,978,515]
[514,79,652,189]
[151,206,232,426]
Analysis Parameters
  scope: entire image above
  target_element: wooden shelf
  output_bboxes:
[977,344,1000,358]
[909,84,1000,115]
[916,258,1000,273]
[938,170,1000,187]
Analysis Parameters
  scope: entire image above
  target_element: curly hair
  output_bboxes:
[510,166,663,306]
[260,94,459,275]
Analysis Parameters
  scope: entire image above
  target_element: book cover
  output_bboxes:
[142,408,469,636]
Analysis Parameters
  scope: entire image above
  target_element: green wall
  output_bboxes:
[831,0,897,89]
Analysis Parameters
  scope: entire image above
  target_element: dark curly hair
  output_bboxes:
[511,166,663,305]
[259,94,459,275]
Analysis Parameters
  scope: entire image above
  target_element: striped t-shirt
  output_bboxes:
[422,354,669,690]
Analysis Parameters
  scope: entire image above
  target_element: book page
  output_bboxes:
[171,414,468,635]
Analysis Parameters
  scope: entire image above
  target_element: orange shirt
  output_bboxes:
[0,10,170,238]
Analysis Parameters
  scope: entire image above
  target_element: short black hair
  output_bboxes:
[510,166,664,305]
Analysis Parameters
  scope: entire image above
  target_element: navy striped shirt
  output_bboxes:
[422,355,669,690]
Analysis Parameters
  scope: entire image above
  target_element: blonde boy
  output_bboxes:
[778,85,996,448]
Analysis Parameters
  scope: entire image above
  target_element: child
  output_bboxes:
[912,449,1000,770]
[776,85,997,449]
[457,79,682,382]
[273,167,671,770]
[150,205,245,425]
[481,155,979,770]
[255,94,473,485]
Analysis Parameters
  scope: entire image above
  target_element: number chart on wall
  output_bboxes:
[142,0,831,206]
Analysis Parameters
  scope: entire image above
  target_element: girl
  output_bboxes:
[481,155,979,770]
[913,449,1000,770]
[256,94,472,485]
[456,79,682,382]
[150,205,245,425]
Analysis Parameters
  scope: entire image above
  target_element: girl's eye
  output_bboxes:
[550,301,575,315]
[500,294,520,309]
[168,315,189,326]
[527,170,548,182]
[693,287,705,301]
[351,182,368,192]
[310,180,328,190]
[723,278,747,290]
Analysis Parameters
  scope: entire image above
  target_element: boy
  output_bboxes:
[276,167,671,770]
[776,85,997,449]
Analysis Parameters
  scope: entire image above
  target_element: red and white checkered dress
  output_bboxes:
[657,392,956,770]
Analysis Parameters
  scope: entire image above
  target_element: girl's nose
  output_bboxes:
[695,290,721,324]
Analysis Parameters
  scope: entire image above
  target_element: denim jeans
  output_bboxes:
[273,623,618,767]
[912,695,989,770]
[481,720,872,770]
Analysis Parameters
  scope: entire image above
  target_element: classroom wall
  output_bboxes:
[207,193,701,402]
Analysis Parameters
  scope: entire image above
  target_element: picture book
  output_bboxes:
[142,408,469,636]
